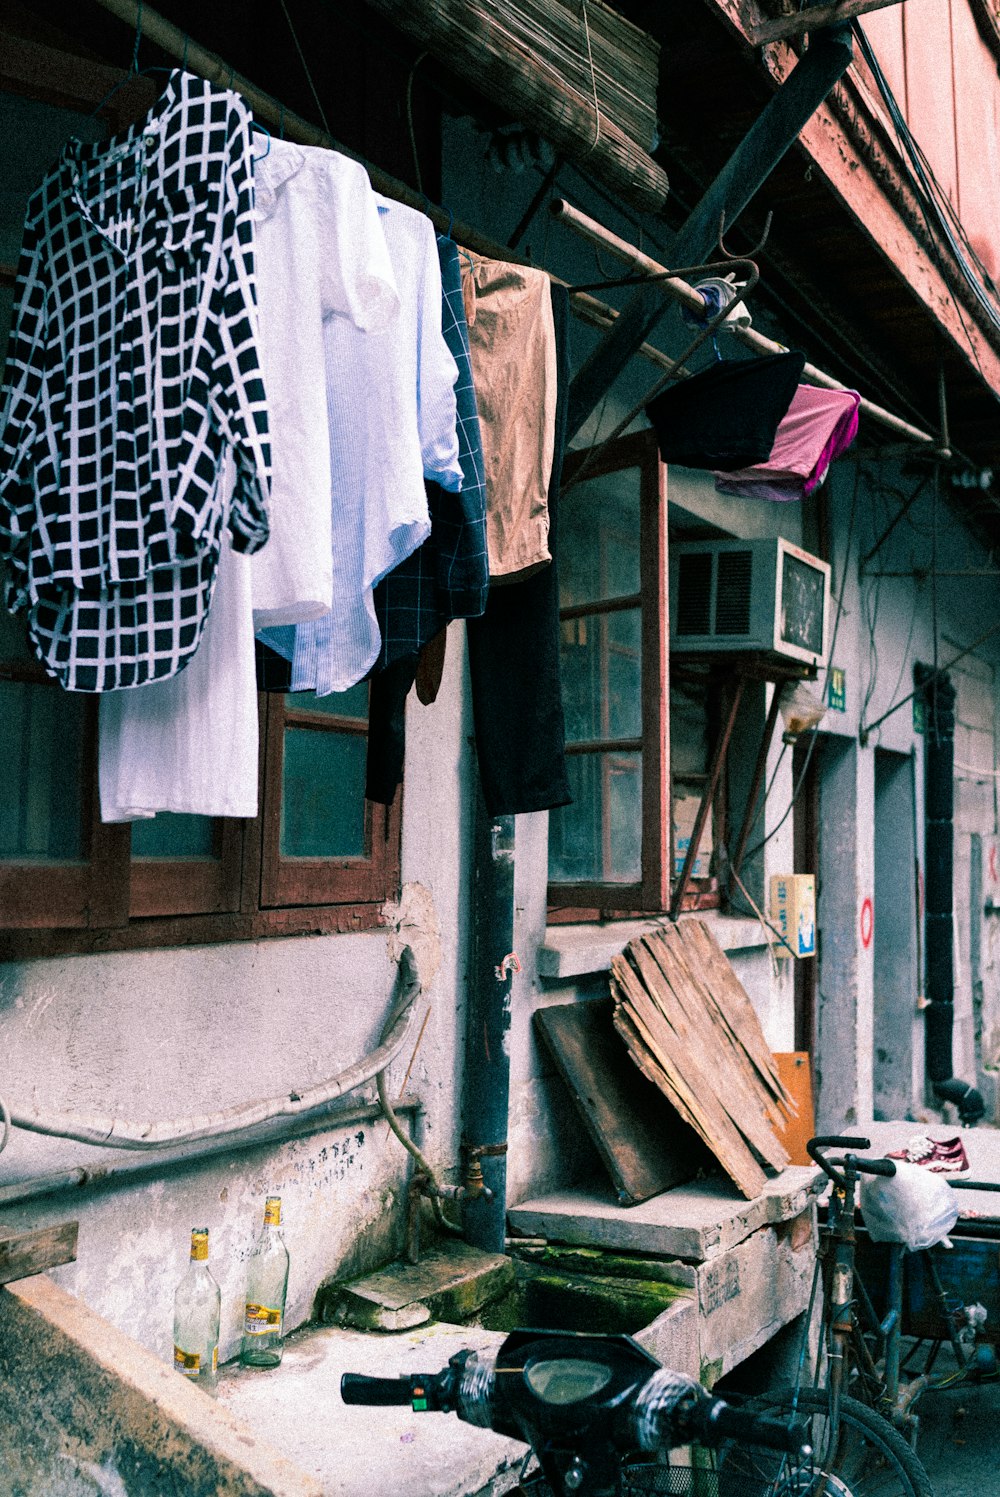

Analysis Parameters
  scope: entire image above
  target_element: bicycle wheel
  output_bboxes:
[716,1389,933,1497]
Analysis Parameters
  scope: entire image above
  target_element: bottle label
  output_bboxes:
[263,1198,281,1227]
[175,1346,200,1376]
[190,1231,209,1262]
[244,1302,282,1336]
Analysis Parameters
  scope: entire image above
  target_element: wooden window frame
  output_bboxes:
[0,33,404,954]
[547,430,669,916]
[259,694,401,910]
[128,819,246,919]
[0,660,130,929]
[0,680,401,953]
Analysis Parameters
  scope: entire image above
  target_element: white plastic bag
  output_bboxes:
[859,1160,959,1250]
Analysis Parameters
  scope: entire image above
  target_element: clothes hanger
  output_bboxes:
[88,2,173,121]
[251,122,271,161]
[437,206,476,271]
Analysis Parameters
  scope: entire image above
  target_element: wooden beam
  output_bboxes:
[748,0,904,48]
[566,24,854,440]
[0,1222,79,1285]
[0,31,155,125]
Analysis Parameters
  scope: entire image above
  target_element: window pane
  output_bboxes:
[281,727,367,857]
[0,682,86,858]
[670,675,711,779]
[131,814,215,858]
[560,468,641,608]
[286,683,368,720]
[561,607,642,744]
[548,752,642,884]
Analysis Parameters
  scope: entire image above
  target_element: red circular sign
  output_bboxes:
[860,896,874,949]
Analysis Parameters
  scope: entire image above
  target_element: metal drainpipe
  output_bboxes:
[916,663,985,1124]
[461,792,515,1253]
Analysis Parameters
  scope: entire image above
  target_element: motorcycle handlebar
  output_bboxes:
[341,1363,813,1465]
[701,1401,811,1456]
[341,1372,426,1407]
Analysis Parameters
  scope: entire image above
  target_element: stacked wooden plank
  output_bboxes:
[364,0,669,212]
[610,920,794,1200]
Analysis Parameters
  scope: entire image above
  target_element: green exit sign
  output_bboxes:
[827,666,846,713]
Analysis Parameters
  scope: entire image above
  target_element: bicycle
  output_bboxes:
[722,1130,1000,1497]
[340,1325,927,1497]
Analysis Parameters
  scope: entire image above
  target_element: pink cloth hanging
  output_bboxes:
[713,383,860,502]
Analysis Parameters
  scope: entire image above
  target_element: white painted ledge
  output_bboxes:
[537,912,770,980]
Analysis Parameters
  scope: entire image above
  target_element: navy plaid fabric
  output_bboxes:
[372,235,488,670]
[0,71,270,691]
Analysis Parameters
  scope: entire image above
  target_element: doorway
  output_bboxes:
[873,748,919,1119]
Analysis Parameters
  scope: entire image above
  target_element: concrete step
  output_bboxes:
[216,1319,524,1497]
[322,1241,514,1331]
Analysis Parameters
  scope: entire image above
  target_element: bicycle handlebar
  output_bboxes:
[807,1136,896,1185]
[853,1157,897,1177]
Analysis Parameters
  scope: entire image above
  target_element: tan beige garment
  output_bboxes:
[460,253,557,581]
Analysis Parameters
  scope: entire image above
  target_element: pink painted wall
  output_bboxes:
[862,0,999,280]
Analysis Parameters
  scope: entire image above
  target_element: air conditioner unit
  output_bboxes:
[670,537,831,667]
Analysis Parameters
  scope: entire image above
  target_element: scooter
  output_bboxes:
[342,1327,810,1497]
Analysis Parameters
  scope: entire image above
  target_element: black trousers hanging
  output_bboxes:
[366,283,571,817]
[465,282,571,816]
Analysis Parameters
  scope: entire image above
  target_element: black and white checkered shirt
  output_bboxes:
[0,70,271,690]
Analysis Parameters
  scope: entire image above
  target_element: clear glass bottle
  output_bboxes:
[239,1196,290,1368]
[173,1227,220,1391]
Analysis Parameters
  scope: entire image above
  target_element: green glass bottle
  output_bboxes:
[239,1196,290,1368]
[173,1227,220,1390]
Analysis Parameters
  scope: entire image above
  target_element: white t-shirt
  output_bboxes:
[98,146,402,822]
[99,526,258,821]
[250,141,400,628]
[289,196,462,695]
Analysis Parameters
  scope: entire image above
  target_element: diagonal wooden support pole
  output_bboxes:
[566,25,854,440]
[670,675,746,920]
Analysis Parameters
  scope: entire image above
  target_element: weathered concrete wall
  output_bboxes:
[0,633,476,1364]
[0,1275,320,1496]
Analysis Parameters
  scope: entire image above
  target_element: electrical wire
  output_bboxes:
[2,950,424,1151]
[277,0,334,141]
[854,20,1000,386]
[740,459,861,865]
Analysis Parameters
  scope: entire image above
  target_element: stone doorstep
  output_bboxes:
[324,1241,515,1331]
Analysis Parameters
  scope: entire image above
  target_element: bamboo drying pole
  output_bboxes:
[550,197,942,450]
[88,0,679,378]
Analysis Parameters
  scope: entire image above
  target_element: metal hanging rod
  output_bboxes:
[550,197,944,451]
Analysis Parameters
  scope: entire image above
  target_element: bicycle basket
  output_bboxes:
[519,1460,779,1496]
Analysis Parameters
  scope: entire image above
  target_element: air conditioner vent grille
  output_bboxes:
[715,550,753,635]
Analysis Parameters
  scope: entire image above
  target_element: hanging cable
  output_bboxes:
[854,21,1000,367]
[741,458,862,865]
[2,950,424,1152]
[405,51,430,196]
[277,0,335,141]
